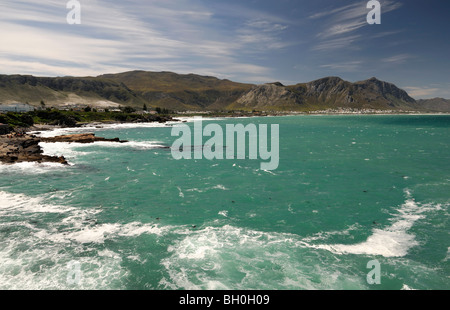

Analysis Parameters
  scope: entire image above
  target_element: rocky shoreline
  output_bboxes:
[0,132,128,165]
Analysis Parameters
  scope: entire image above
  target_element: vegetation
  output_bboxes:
[120,106,136,113]
[0,74,148,110]
[0,108,172,132]
[0,112,34,128]
[155,107,172,115]
[1,71,443,113]
[98,71,254,111]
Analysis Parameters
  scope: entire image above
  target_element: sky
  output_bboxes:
[1,0,449,99]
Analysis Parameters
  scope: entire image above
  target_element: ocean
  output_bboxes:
[0,115,448,290]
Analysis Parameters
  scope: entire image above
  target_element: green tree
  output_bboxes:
[121,106,136,113]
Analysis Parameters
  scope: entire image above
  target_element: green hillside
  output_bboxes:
[99,71,254,110]
[0,71,447,113]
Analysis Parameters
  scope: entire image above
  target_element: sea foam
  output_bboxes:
[0,190,169,289]
[160,225,366,290]
[299,190,443,257]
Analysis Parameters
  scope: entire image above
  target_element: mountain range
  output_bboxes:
[0,71,448,112]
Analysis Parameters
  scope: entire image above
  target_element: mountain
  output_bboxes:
[98,70,253,110]
[0,74,146,109]
[231,77,420,111]
[416,98,450,112]
[0,71,447,112]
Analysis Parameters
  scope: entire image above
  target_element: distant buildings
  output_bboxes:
[0,103,35,113]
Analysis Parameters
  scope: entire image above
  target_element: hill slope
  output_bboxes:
[231,77,421,111]
[0,74,145,109]
[0,71,448,112]
[99,71,254,110]
[416,98,450,112]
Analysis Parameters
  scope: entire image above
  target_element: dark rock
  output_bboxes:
[41,133,128,144]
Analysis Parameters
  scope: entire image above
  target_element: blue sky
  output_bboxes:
[1,0,449,98]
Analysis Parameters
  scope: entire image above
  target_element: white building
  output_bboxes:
[0,103,35,113]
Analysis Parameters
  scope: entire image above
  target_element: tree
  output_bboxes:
[84,106,92,112]
[143,103,148,111]
[40,100,46,110]
[122,106,136,113]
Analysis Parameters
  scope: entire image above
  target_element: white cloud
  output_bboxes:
[403,87,441,99]
[312,35,361,51]
[381,54,413,64]
[320,61,363,71]
[0,0,284,81]
[236,18,291,52]
[313,1,403,51]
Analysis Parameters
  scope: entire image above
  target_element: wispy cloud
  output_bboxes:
[314,3,367,39]
[381,54,413,64]
[0,0,288,81]
[237,18,291,51]
[403,86,441,99]
[371,30,404,38]
[320,61,363,71]
[312,35,361,51]
[312,1,403,51]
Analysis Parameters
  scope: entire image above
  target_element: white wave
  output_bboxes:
[186,188,203,193]
[401,284,416,290]
[39,140,167,161]
[31,122,175,138]
[0,191,124,289]
[301,224,362,243]
[185,185,228,194]
[218,210,228,217]
[211,184,228,190]
[0,191,76,214]
[444,247,450,262]
[30,126,99,138]
[35,221,168,244]
[0,161,68,174]
[0,240,127,290]
[123,141,167,149]
[39,142,89,159]
[300,190,443,258]
[175,116,227,123]
[0,190,170,289]
[160,225,366,290]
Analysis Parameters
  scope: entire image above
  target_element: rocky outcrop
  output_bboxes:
[0,124,10,135]
[0,133,128,165]
[0,134,68,164]
[232,83,301,109]
[417,98,450,112]
[41,133,128,144]
[353,77,416,106]
[232,76,419,111]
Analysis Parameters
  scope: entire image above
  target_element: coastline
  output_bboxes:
[0,117,179,165]
[0,132,131,165]
[1,111,448,166]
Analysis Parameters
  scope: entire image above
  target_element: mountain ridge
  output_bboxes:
[0,71,448,112]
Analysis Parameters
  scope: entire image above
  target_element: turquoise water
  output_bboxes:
[0,115,448,290]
